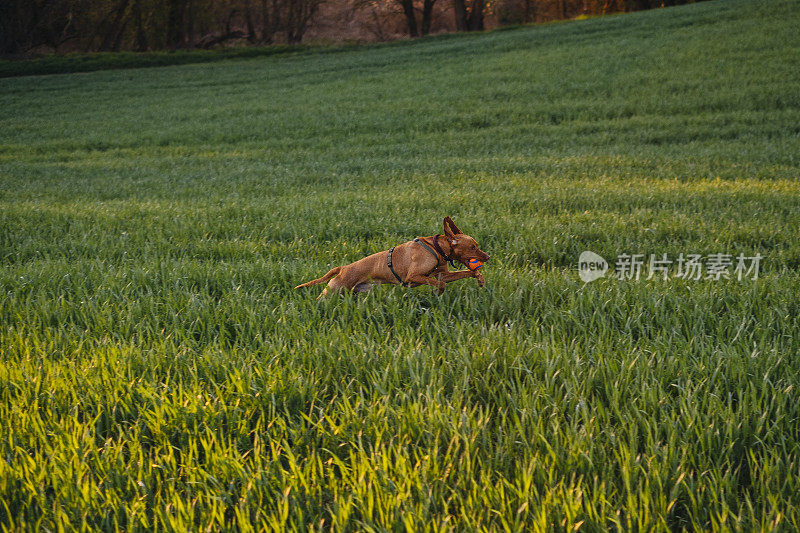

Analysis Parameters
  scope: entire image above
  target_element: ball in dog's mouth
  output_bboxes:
[467,259,483,271]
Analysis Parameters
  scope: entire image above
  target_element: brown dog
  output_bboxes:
[295,217,490,298]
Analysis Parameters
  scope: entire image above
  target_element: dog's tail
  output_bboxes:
[294,266,341,289]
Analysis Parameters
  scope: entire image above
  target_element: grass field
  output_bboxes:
[2,0,800,529]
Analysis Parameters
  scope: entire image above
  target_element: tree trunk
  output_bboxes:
[111,17,130,51]
[260,0,270,42]
[286,0,306,44]
[453,0,468,31]
[185,0,195,44]
[523,0,536,22]
[286,0,298,43]
[166,0,187,48]
[400,0,419,37]
[271,0,281,38]
[99,0,131,51]
[133,0,148,51]
[226,8,239,35]
[244,0,256,42]
[467,0,484,30]
[421,0,436,35]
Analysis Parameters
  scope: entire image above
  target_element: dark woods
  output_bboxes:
[1,0,322,54]
[1,0,700,56]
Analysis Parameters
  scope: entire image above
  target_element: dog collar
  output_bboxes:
[432,234,452,261]
[432,234,460,269]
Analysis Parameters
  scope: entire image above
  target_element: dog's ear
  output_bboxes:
[443,217,454,238]
[443,216,462,237]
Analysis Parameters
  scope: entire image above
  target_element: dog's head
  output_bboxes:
[443,216,490,264]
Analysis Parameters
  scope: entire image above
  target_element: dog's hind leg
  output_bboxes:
[315,272,352,299]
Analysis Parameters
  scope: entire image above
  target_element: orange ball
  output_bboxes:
[467,259,483,271]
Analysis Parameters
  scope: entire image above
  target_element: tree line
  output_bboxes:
[1,0,701,56]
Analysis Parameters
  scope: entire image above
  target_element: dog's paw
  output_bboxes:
[475,273,485,288]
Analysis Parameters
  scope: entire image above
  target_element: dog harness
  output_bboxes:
[387,238,444,286]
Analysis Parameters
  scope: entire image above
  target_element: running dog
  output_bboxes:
[295,217,489,298]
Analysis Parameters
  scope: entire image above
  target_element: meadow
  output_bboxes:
[1,0,800,529]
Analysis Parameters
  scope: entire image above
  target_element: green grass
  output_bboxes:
[2,0,800,529]
[0,42,387,79]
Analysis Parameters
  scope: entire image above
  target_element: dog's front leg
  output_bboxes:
[404,273,447,295]
[438,270,477,285]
